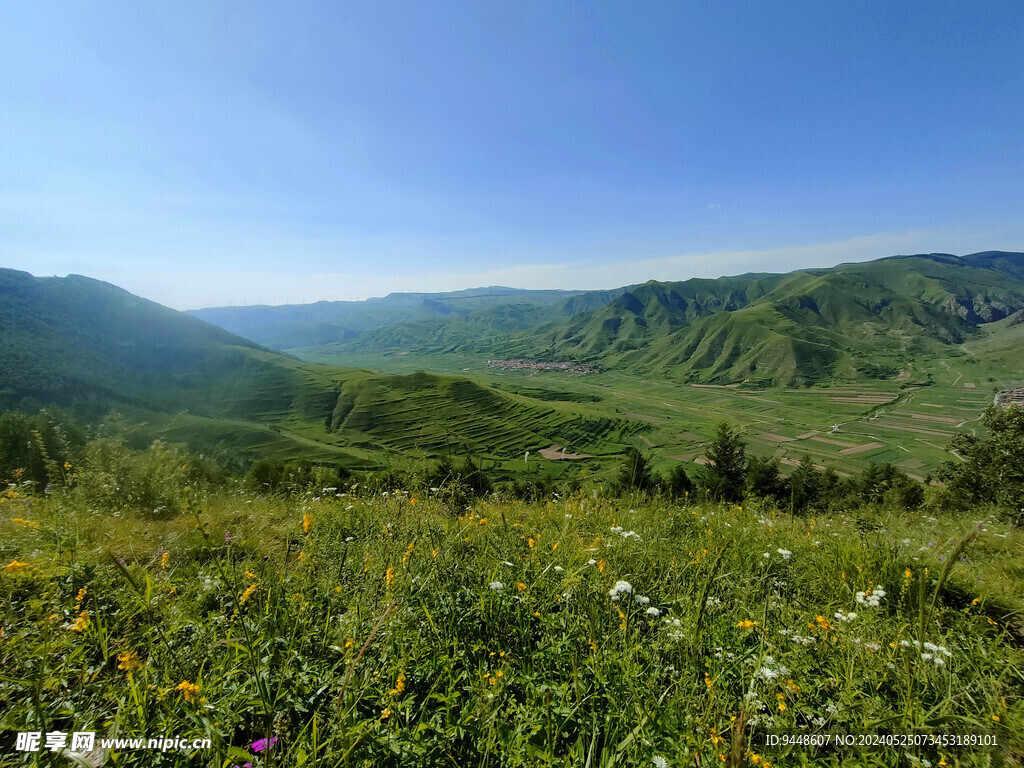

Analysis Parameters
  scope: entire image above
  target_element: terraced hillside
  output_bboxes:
[0,269,646,469]
[326,371,646,460]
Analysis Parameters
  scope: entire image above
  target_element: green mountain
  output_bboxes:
[488,252,1024,385]
[0,269,641,466]
[298,287,632,358]
[188,287,590,351]
[185,251,1024,387]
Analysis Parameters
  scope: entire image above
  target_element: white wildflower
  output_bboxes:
[608,581,633,601]
[855,588,885,607]
[488,581,504,592]
[776,548,792,559]
[646,607,661,617]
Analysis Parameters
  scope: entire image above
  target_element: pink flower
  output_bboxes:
[251,737,278,753]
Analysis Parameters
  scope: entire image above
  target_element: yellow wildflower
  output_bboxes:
[160,551,170,569]
[5,560,29,573]
[70,611,90,632]
[63,461,71,470]
[75,587,87,607]
[552,542,559,551]
[409,497,417,506]
[478,517,488,525]
[10,518,39,528]
[736,619,757,630]
[244,569,256,581]
[240,584,257,605]
[390,674,406,696]
[117,650,142,671]
[303,512,313,534]
[344,638,354,649]
[597,559,607,573]
[815,615,833,631]
[380,708,391,720]
[298,551,306,562]
[527,537,535,549]
[176,680,200,702]
[385,567,395,587]
[704,674,713,689]
[488,676,497,686]
[516,582,526,592]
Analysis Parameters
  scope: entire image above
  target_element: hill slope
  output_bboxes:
[0,270,642,465]
[490,252,1024,385]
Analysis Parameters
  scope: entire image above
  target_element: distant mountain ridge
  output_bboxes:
[189,251,1024,387]
[188,286,593,350]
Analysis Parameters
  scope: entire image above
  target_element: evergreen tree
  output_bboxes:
[666,463,694,500]
[616,447,658,494]
[700,423,747,502]
[939,405,1024,516]
[746,455,787,503]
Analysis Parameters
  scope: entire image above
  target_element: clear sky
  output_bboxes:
[3,1,1022,310]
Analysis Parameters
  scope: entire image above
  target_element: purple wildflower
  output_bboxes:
[251,737,278,753]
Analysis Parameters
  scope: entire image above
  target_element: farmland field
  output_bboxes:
[290,348,1016,481]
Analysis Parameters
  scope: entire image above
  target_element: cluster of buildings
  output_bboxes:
[487,358,600,374]
[995,388,1024,408]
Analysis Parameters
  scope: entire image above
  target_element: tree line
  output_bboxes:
[1,407,1022,521]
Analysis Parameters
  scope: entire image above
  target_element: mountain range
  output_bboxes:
[0,269,641,466]
[192,251,1024,387]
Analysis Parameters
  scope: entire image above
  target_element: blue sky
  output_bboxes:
[3,1,1022,309]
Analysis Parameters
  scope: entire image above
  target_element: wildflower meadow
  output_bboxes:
[1,473,1022,767]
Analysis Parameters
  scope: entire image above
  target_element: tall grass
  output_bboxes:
[1,483,1021,766]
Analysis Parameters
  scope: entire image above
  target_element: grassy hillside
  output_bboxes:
[0,270,649,471]
[2,483,1021,766]
[486,252,1024,386]
[273,252,1024,389]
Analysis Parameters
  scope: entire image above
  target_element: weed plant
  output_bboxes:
[1,480,1022,767]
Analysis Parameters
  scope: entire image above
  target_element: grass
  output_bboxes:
[1,480,1022,766]
[281,350,1019,482]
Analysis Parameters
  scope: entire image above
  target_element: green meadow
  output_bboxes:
[286,346,1009,482]
[1,477,1022,767]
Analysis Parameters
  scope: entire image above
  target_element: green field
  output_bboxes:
[285,345,1018,482]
